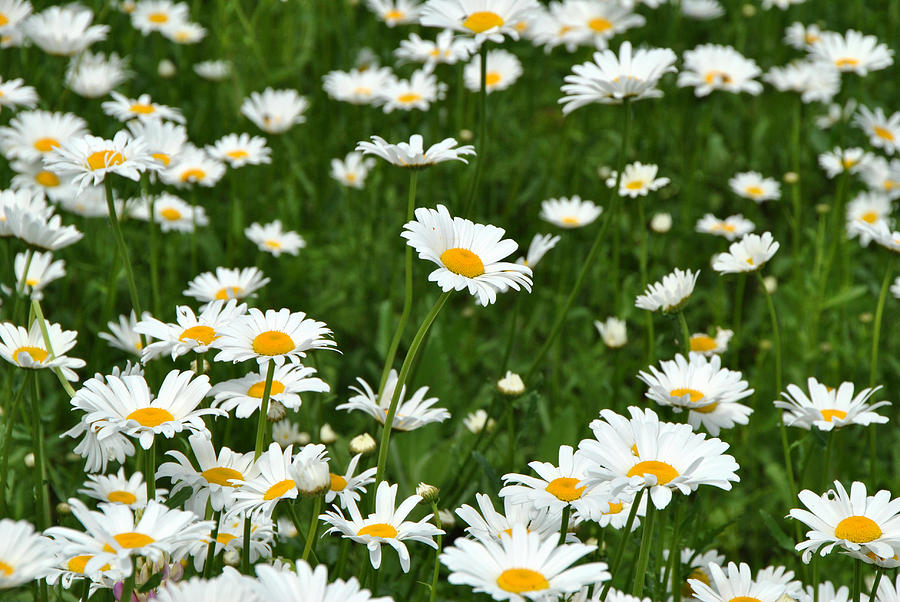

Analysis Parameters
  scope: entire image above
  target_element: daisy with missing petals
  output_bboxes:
[134,300,247,362]
[846,192,891,246]
[337,369,449,431]
[78,467,149,508]
[729,171,781,203]
[326,455,376,509]
[322,67,395,105]
[854,106,899,155]
[100,311,144,356]
[696,214,755,241]
[637,352,754,414]
[689,327,733,357]
[456,492,561,544]
[809,30,894,76]
[45,131,157,192]
[183,267,270,306]
[678,45,763,97]
[0,110,88,163]
[789,481,900,563]
[240,88,308,134]
[331,151,376,189]
[775,377,890,431]
[440,523,608,601]
[227,443,298,520]
[101,92,185,124]
[559,41,677,113]
[464,49,523,93]
[206,133,271,168]
[0,319,85,380]
[420,0,540,44]
[22,5,109,56]
[65,51,131,99]
[402,204,533,306]
[366,0,420,26]
[319,481,442,573]
[0,77,37,113]
[712,232,779,274]
[213,307,337,367]
[516,233,560,268]
[377,69,445,113]
[539,196,602,228]
[595,317,627,348]
[14,249,65,299]
[818,147,873,179]
[635,268,699,313]
[244,220,306,257]
[210,363,329,418]
[0,519,56,590]
[129,193,208,233]
[356,134,475,168]
[606,162,669,197]
[689,562,786,602]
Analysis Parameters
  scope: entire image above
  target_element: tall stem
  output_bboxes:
[632,497,657,598]
[203,510,222,579]
[241,514,253,574]
[600,488,645,600]
[869,265,893,388]
[462,42,489,217]
[104,178,147,349]
[677,311,691,355]
[254,361,277,460]
[428,500,443,602]
[0,377,27,516]
[731,275,746,361]
[756,271,782,395]
[852,560,861,602]
[29,372,51,529]
[790,97,803,263]
[120,557,137,602]
[869,568,884,602]
[145,439,156,500]
[302,496,323,562]
[557,504,571,546]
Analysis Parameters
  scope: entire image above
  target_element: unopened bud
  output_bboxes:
[459,129,473,142]
[464,409,495,434]
[349,433,377,455]
[650,212,672,233]
[859,312,873,323]
[223,549,241,566]
[267,400,286,422]
[763,276,777,294]
[416,482,440,504]
[497,371,525,396]
[438,508,456,528]
[784,171,799,184]
[24,452,35,468]
[759,339,772,350]
[820,342,833,353]
[56,502,71,514]
[815,203,831,214]
[597,165,612,179]
[158,59,176,78]
[320,423,337,444]
[742,3,756,17]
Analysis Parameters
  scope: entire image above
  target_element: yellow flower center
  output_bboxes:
[0,14,7,26]
[201,467,243,487]
[874,126,895,142]
[805,33,820,43]
[152,152,171,166]
[330,473,348,491]
[496,568,550,593]
[33,137,60,152]
[682,568,710,596]
[226,150,249,159]
[606,501,624,515]
[160,207,182,221]
[384,9,404,20]
[107,490,137,504]
[712,223,736,233]
[820,409,848,422]
[65,555,110,574]
[216,533,237,545]
[263,479,296,500]
[485,72,502,86]
[35,171,60,187]
[730,597,761,602]
[113,532,155,548]
[174,31,190,42]
[87,150,125,171]
[397,92,422,104]
[357,523,398,538]
[178,325,217,345]
[835,57,859,68]
[627,460,679,485]
[544,477,585,502]
[440,248,485,278]
[215,286,243,300]
[670,388,704,403]
[745,186,764,197]
[705,70,732,84]
[354,86,372,97]
[861,212,879,224]
[265,239,282,249]
[148,12,168,23]
[252,330,294,356]
[126,407,175,427]
[130,103,155,114]
[588,17,612,32]
[690,335,717,352]
[180,168,206,182]
[463,11,504,33]
[694,402,719,414]
[25,278,38,287]
[834,516,882,543]
[625,180,645,190]
[13,346,48,364]
[0,561,12,576]
[561,216,580,226]
[247,380,286,398]
[842,157,858,168]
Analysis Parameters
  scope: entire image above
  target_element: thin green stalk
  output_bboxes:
[30,299,76,398]
[869,568,884,602]
[731,275,746,361]
[378,169,418,396]
[203,510,222,579]
[428,500,443,602]
[600,488,646,600]
[302,496,323,563]
[335,540,350,579]
[0,376,27,516]
[677,311,691,356]
[80,578,89,602]
[756,271,782,395]
[869,265,893,388]
[667,504,683,602]
[254,361,277,459]
[852,559,862,602]
[241,515,253,574]
[374,292,452,493]
[821,432,836,490]
[632,498,657,598]
[29,372,51,529]
[790,97,803,263]
[500,296,522,372]
[104,178,147,349]
[812,554,819,602]
[146,439,156,500]
[462,42,489,217]
[557,504,571,546]
[147,194,161,316]
[120,558,137,602]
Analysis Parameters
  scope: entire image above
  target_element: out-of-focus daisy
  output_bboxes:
[559,41,677,112]
[402,204,533,306]
[395,29,476,65]
[892,277,900,300]
[638,352,753,414]
[678,44,763,97]
[135,300,247,362]
[696,214,755,241]
[193,60,232,81]
[755,565,803,599]
[513,233,558,268]
[183,267,270,306]
[129,193,208,233]
[712,232,779,274]
[809,30,894,76]
[23,5,108,55]
[272,421,307,446]
[789,481,900,563]
[100,311,144,356]
[0,0,33,33]
[785,22,824,49]
[635,268,699,313]
[357,134,475,168]
[227,443,298,520]
[854,106,899,155]
[440,524,607,600]
[45,131,158,192]
[464,49,523,93]
[0,110,88,163]
[420,0,540,44]
[539,195,602,228]
[162,20,205,44]
[130,0,189,35]
[606,161,669,197]
[762,0,804,8]
[213,307,337,367]
[846,192,891,246]
[13,249,65,299]
[764,60,840,104]
[126,119,188,171]
[156,571,259,600]
[253,559,386,602]
[244,220,306,257]
[818,147,873,178]
[337,369,449,431]
[0,519,56,590]
[2,205,84,250]
[775,378,890,431]
[210,363,329,418]
[0,319,84,380]
[539,0,645,52]
[595,317,627,348]
[681,0,724,20]
[856,221,900,252]
[729,171,781,203]
[326,455,376,509]
[241,88,308,134]
[0,76,37,113]
[377,69,445,112]
[65,51,131,99]
[858,156,900,200]
[323,67,394,105]
[456,492,560,544]
[207,133,271,168]
[366,0,420,26]
[668,547,725,598]
[320,481,442,573]
[9,160,73,201]
[63,408,137,474]
[331,151,375,189]
[160,145,225,188]
[78,467,149,508]
[689,327,733,356]
[102,92,185,124]
[689,562,786,602]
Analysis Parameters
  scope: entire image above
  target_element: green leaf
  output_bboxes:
[759,510,795,552]
[138,571,163,593]
[820,286,867,309]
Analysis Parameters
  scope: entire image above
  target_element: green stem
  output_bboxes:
[677,311,691,356]
[203,510,222,579]
[0,377,27,516]
[632,496,657,597]
[790,97,803,263]
[667,504,683,602]
[869,265,893,388]
[145,439,156,500]
[147,193,161,316]
[812,554,819,602]
[557,504,571,546]
[335,539,350,579]
[756,271,782,395]
[821,431,836,490]
[869,568,884,602]
[241,515,253,574]
[462,42,489,217]
[731,275,746,361]
[852,559,861,602]
[254,361,276,460]
[29,372,50,529]
[104,178,147,349]
[30,299,76,398]
[600,488,645,600]
[120,557,137,602]
[80,578,89,602]
[428,501,443,602]
[301,496,323,563]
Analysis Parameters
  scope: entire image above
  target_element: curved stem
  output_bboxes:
[254,361,277,460]
[428,500,443,602]
[0,377,27,516]
[301,496,323,563]
[104,178,146,349]
[600,488,645,600]
[557,504,571,546]
[869,568,884,602]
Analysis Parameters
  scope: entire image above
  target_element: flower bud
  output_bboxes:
[223,549,240,566]
[290,444,331,497]
[416,482,440,504]
[783,171,799,184]
[464,409,494,434]
[267,400,287,422]
[438,509,456,528]
[56,502,71,514]
[763,276,777,294]
[319,423,337,444]
[650,212,672,233]
[497,371,525,397]
[24,452,34,468]
[158,59,176,78]
[349,433,377,455]
[742,3,756,16]
[459,129,474,142]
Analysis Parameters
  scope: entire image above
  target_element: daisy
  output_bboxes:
[0,110,88,163]
[689,327,733,356]
[809,30,894,76]
[756,565,803,599]
[207,133,271,168]
[595,317,627,348]
[126,119,188,169]
[818,147,873,178]
[367,0,420,26]
[129,193,208,233]
[764,60,841,104]
[419,0,541,44]
[456,492,561,544]
[696,214,755,241]
[578,406,740,509]
[785,22,824,49]
[762,0,804,8]
[130,0,189,35]
[678,44,763,97]
[0,188,51,231]
[0,519,55,590]
[638,352,754,413]
[440,524,607,601]
[135,300,247,362]
[22,5,108,55]
[326,455,376,509]
[540,0,645,52]
[858,156,900,200]
[9,159,73,201]
[729,171,781,203]
[689,562,786,602]
[464,49,523,93]
[854,106,900,155]
[606,161,669,197]
[190,514,274,572]
[319,481,442,573]
[331,151,375,189]
[875,575,900,601]
[337,369,450,431]
[245,220,306,257]
[789,481,900,563]
[213,307,337,367]
[78,467,149,508]
[539,195,602,228]
[0,76,37,113]
[0,0,32,33]
[322,67,395,105]
[155,573,259,602]
[101,92,185,124]
[241,88,308,134]
[289,443,331,496]
[798,582,853,602]
[775,378,890,431]
[516,233,560,267]
[161,20,205,44]
[183,266,270,306]
[13,249,65,299]
[559,41,677,112]
[681,0,724,19]
[846,192,891,246]
[712,232,780,274]
[227,443,298,519]
[377,68,445,113]
[2,206,83,250]
[210,363,330,418]
[635,268,699,313]
[402,204,533,306]
[193,60,232,81]
[272,421,307,446]
[65,51,131,99]
[44,131,158,192]
[100,311,144,356]
[160,145,226,188]
[253,559,388,602]
[395,29,476,66]
[0,319,84,380]
[858,221,900,252]
[356,134,475,168]
[668,547,725,598]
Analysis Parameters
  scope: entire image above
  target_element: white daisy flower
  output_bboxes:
[245,220,306,257]
[331,151,376,189]
[193,60,232,81]
[129,192,208,233]
[155,573,260,602]
[756,565,803,599]
[456,492,561,544]
[227,443,298,520]
[0,188,51,233]
[681,0,724,20]
[0,76,37,113]
[762,0,804,9]
[78,467,149,508]
[464,49,523,93]
[65,51,131,99]
[183,266,270,306]
[0,319,84,380]
[712,231,779,274]
[190,514,274,573]
[595,316,627,348]
[764,60,841,104]
[559,41,677,112]
[2,205,83,250]
[402,204,533,305]
[319,480,443,573]
[0,519,56,590]
[253,559,388,602]
[272,421,307,446]
[696,213,755,241]
[635,268,699,313]
[775,377,890,431]
[44,131,158,192]
[785,22,824,49]
[326,454,376,510]
[210,363,329,418]
[638,352,754,413]
[134,300,247,362]
[536,0,645,52]
[678,44,763,97]
[789,481,900,563]
[729,171,781,203]
[378,68,445,113]
[798,582,853,602]
[126,119,188,169]
[100,311,144,356]
[9,160,73,201]
[22,5,108,56]
[160,145,226,188]
[395,29,476,66]
[689,327,733,356]
[241,88,308,134]
[854,106,899,155]
[539,195,602,228]
[130,0,189,35]
[875,575,900,602]
[337,369,449,431]
[818,147,873,179]
[689,562,786,602]
[13,249,65,299]
[162,20,205,44]
[855,221,900,252]
[207,133,271,168]
[846,192,891,246]
[0,0,33,33]
[323,67,395,105]
[420,0,540,44]
[213,307,337,367]
[62,408,137,475]
[606,161,669,197]
[0,110,88,163]
[101,92,186,124]
[367,0,420,26]
[667,547,725,597]
[857,156,900,199]
[517,233,560,267]
[356,134,475,168]
[809,30,894,76]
